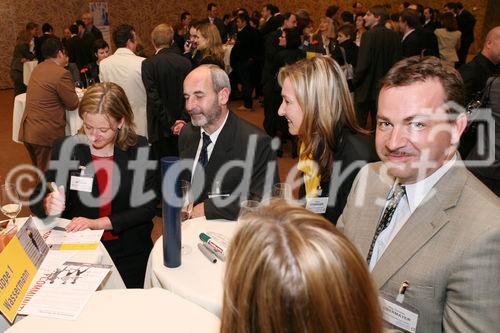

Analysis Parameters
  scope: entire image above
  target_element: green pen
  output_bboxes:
[199,233,226,258]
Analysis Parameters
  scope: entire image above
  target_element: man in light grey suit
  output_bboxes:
[338,56,500,332]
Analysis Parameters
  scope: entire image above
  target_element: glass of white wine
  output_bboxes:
[180,180,193,255]
[0,184,21,227]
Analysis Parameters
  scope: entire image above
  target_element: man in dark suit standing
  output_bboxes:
[230,13,261,111]
[201,3,226,42]
[260,4,283,37]
[180,64,279,220]
[35,23,56,63]
[399,9,426,58]
[353,5,401,130]
[66,24,90,70]
[81,12,104,41]
[142,23,192,160]
[454,2,476,67]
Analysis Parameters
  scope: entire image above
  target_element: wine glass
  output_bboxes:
[272,183,292,200]
[86,78,95,87]
[180,180,193,222]
[180,180,193,255]
[75,81,83,89]
[0,184,21,227]
[238,200,260,221]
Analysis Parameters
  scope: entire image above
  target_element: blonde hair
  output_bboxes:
[317,16,336,39]
[221,200,382,333]
[78,82,137,150]
[196,22,225,64]
[151,23,174,48]
[278,56,367,179]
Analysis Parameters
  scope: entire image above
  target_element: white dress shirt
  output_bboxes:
[190,112,229,181]
[369,155,457,271]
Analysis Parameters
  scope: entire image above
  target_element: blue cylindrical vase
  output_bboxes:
[161,156,182,268]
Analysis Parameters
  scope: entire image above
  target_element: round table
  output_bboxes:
[6,288,220,332]
[0,217,125,331]
[23,61,38,86]
[144,217,238,317]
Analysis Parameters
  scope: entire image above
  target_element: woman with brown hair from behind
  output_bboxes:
[221,200,383,333]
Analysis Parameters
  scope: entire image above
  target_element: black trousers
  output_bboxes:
[235,60,256,108]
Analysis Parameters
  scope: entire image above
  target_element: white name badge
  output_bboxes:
[305,197,329,214]
[70,175,93,192]
[379,296,418,333]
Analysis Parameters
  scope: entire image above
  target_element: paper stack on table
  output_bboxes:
[18,250,111,320]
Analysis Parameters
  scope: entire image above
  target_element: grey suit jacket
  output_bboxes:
[338,161,500,332]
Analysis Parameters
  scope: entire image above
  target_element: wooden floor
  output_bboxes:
[0,89,297,241]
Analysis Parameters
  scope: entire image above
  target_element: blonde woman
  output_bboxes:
[30,82,157,288]
[192,22,225,69]
[221,200,383,333]
[278,56,377,224]
[308,17,336,55]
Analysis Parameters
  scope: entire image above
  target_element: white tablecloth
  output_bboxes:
[11,93,82,143]
[144,217,238,317]
[23,61,38,86]
[6,288,220,332]
[0,217,125,331]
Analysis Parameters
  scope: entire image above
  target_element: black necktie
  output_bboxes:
[198,132,212,168]
[366,184,406,264]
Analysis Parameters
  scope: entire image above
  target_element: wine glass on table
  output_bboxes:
[0,184,21,227]
[180,180,193,255]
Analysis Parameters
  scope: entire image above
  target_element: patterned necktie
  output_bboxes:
[366,184,406,264]
[198,132,212,168]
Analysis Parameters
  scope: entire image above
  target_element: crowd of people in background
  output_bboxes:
[6,1,500,331]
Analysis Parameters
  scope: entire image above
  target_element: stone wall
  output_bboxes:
[0,0,492,89]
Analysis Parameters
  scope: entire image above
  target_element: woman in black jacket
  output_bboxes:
[30,82,158,288]
[277,56,378,224]
[10,30,35,95]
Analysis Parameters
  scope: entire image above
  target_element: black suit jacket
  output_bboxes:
[339,39,358,67]
[299,128,378,224]
[459,52,499,104]
[67,35,90,70]
[141,47,192,143]
[353,24,402,103]
[30,135,157,257]
[456,9,476,44]
[402,29,427,58]
[259,15,283,37]
[230,25,260,67]
[179,112,280,220]
[35,34,55,62]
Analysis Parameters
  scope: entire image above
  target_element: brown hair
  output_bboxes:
[381,56,465,108]
[278,56,368,180]
[78,82,138,150]
[441,12,458,31]
[151,23,174,48]
[196,22,225,64]
[369,5,389,25]
[221,200,382,333]
[16,30,32,46]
